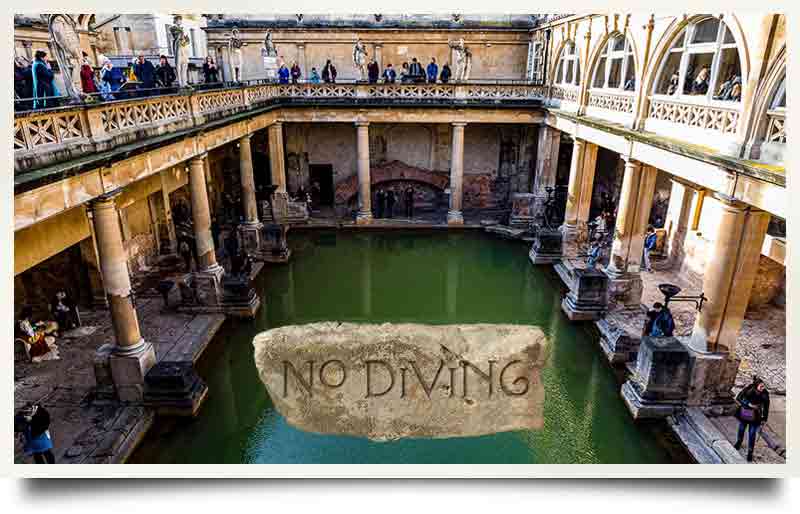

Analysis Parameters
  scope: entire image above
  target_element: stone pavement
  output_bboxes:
[14,289,225,464]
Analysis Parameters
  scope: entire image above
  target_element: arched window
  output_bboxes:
[592,34,635,91]
[554,41,581,87]
[653,17,742,102]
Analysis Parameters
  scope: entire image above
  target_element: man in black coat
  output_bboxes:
[133,54,157,92]
[367,58,380,84]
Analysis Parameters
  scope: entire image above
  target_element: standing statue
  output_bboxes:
[449,38,472,82]
[352,39,368,81]
[262,30,278,57]
[228,27,245,82]
[169,15,191,87]
[45,14,83,102]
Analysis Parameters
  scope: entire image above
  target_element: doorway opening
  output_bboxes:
[310,164,335,206]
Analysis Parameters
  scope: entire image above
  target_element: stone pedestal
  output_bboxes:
[237,222,264,256]
[622,337,691,420]
[561,268,608,321]
[263,56,279,80]
[603,270,644,310]
[596,316,641,365]
[559,223,587,259]
[93,343,117,400]
[193,264,225,307]
[109,342,158,403]
[271,191,289,223]
[622,337,742,420]
[528,228,563,264]
[144,361,209,417]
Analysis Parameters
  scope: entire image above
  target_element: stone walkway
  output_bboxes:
[14,290,225,464]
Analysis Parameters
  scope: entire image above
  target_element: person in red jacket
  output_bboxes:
[79,53,97,94]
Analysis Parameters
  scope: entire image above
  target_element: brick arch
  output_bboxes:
[334,160,449,204]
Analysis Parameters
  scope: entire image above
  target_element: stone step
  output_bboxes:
[668,409,746,464]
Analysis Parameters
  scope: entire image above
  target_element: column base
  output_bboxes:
[528,228,563,265]
[261,223,292,263]
[270,191,290,223]
[560,223,588,258]
[356,211,373,225]
[178,265,261,318]
[603,268,644,311]
[447,210,464,225]
[509,193,537,228]
[596,315,642,365]
[560,268,609,321]
[108,341,157,403]
[144,361,209,417]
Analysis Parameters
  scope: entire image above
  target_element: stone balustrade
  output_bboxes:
[765,109,786,144]
[586,90,635,114]
[647,97,741,135]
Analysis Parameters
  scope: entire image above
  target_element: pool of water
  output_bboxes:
[130,230,671,464]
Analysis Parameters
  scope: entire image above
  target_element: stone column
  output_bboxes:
[690,197,771,354]
[188,154,225,304]
[374,43,383,70]
[603,159,657,309]
[531,124,561,222]
[296,44,307,80]
[663,180,694,268]
[237,134,264,255]
[268,122,289,222]
[355,122,373,224]
[91,193,156,402]
[560,138,597,255]
[448,122,467,225]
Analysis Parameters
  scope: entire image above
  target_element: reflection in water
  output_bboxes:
[130,231,670,464]
[254,323,548,440]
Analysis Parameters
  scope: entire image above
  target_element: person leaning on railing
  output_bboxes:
[31,50,60,109]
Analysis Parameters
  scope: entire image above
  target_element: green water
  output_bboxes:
[130,230,671,464]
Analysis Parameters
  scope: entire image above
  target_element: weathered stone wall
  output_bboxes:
[14,243,88,318]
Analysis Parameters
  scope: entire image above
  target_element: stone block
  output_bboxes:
[509,193,536,228]
[93,343,116,399]
[192,265,225,307]
[596,317,640,364]
[109,342,157,403]
[528,228,563,265]
[237,222,263,255]
[685,346,740,411]
[144,361,209,417]
[561,268,608,321]
[604,271,644,311]
[621,336,691,420]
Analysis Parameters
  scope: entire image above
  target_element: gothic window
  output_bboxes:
[528,41,545,83]
[554,41,581,87]
[592,34,635,91]
[653,16,742,102]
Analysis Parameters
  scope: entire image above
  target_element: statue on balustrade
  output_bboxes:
[353,39,368,81]
[169,15,191,87]
[228,27,245,82]
[449,38,472,82]
[45,14,83,102]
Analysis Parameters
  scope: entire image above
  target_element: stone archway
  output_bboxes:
[335,160,450,210]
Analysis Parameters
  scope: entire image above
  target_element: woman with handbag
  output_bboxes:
[734,377,770,462]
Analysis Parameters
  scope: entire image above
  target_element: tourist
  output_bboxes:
[666,73,680,95]
[623,77,636,91]
[643,225,657,272]
[376,189,386,218]
[649,302,675,337]
[101,59,127,98]
[734,377,771,462]
[51,291,78,333]
[399,62,411,83]
[16,306,56,360]
[714,75,742,102]
[691,67,710,95]
[409,57,424,83]
[382,63,396,83]
[322,60,337,83]
[79,53,98,95]
[309,67,321,83]
[290,61,302,83]
[133,53,156,95]
[586,234,603,269]
[179,238,193,272]
[16,403,55,464]
[440,62,452,83]
[31,50,59,109]
[367,58,380,83]
[591,211,608,241]
[155,55,176,88]
[15,57,33,110]
[386,189,396,218]
[310,181,321,208]
[404,185,415,218]
[278,63,290,84]
[202,56,219,84]
[426,57,439,83]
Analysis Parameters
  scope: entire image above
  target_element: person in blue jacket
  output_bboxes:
[426,57,439,84]
[278,63,290,84]
[643,225,657,272]
[31,50,60,109]
[16,403,55,463]
[133,54,157,95]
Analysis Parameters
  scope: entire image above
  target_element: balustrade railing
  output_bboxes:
[647,96,740,135]
[765,109,786,144]
[586,90,635,114]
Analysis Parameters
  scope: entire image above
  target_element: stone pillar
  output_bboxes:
[604,160,657,309]
[447,122,467,225]
[531,124,561,222]
[188,154,225,304]
[663,180,694,268]
[355,122,373,224]
[560,138,597,255]
[296,44,307,80]
[268,122,289,222]
[690,197,771,354]
[91,193,156,402]
[237,134,264,255]
[374,43,383,70]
